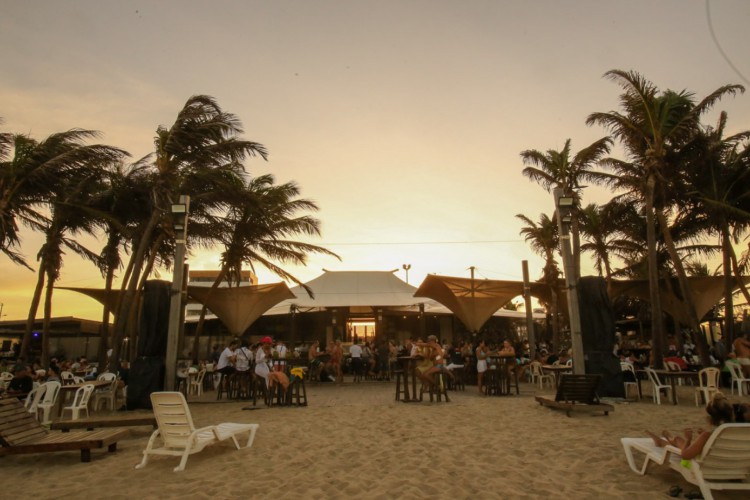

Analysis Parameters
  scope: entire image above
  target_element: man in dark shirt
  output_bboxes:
[6,365,33,399]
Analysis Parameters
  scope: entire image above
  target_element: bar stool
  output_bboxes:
[427,370,450,402]
[484,366,502,396]
[448,367,465,391]
[393,368,407,401]
[287,377,307,406]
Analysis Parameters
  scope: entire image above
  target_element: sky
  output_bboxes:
[1,0,749,322]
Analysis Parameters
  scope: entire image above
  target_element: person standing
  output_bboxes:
[476,340,490,395]
[350,341,363,381]
[733,335,750,376]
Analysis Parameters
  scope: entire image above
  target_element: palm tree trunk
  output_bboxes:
[20,262,47,361]
[645,175,666,368]
[655,210,710,365]
[721,226,735,346]
[41,271,55,368]
[110,212,160,368]
[728,246,750,327]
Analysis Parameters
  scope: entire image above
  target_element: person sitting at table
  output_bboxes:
[255,336,290,392]
[445,342,465,372]
[4,365,33,400]
[374,340,390,381]
[475,340,490,395]
[415,335,446,390]
[46,364,62,383]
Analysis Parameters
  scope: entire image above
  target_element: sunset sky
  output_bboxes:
[2,0,749,321]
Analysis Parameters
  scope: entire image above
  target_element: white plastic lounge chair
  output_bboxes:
[135,391,259,472]
[645,367,674,404]
[621,424,750,500]
[727,362,750,396]
[62,384,95,420]
[694,367,720,406]
[36,381,61,425]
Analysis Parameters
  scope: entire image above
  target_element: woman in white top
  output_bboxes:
[255,336,290,391]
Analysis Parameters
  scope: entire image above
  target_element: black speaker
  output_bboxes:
[126,356,164,410]
[579,276,624,397]
[126,280,171,410]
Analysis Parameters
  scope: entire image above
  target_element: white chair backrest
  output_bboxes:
[620,362,635,374]
[727,362,746,380]
[698,367,720,389]
[565,358,573,366]
[71,384,95,409]
[194,369,206,384]
[61,371,74,382]
[73,376,85,384]
[697,424,750,477]
[97,372,117,382]
[25,385,46,412]
[530,361,543,375]
[665,361,681,372]
[0,371,13,382]
[645,367,664,386]
[35,369,46,378]
[150,391,197,449]
[40,381,61,405]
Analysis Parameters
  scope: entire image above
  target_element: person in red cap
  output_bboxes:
[255,336,290,393]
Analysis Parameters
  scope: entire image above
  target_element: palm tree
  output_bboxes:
[586,69,744,367]
[578,201,640,289]
[190,174,340,359]
[109,95,268,366]
[520,137,612,279]
[680,111,750,345]
[4,129,128,362]
[516,212,561,348]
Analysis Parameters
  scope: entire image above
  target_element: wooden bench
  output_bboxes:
[0,397,128,462]
[535,374,614,417]
[51,414,157,432]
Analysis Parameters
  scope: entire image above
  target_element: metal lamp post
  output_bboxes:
[553,187,585,375]
[402,264,411,284]
[165,195,190,391]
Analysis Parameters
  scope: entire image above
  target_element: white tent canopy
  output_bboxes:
[263,270,544,320]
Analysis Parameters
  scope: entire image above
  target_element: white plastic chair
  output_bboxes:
[93,372,118,411]
[645,367,674,405]
[36,381,61,424]
[24,385,47,419]
[665,361,684,385]
[188,369,207,397]
[529,361,555,390]
[60,371,75,385]
[0,371,13,390]
[135,391,259,472]
[73,375,85,384]
[694,367,720,406]
[727,362,750,396]
[620,362,640,400]
[62,384,95,420]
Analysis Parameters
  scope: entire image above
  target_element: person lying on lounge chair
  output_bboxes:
[645,392,747,460]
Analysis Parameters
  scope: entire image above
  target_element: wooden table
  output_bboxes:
[648,369,699,405]
[542,364,573,388]
[487,355,518,395]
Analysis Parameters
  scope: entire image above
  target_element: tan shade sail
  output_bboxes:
[608,276,750,324]
[413,275,528,332]
[57,287,126,314]
[187,283,296,336]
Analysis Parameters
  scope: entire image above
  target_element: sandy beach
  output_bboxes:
[3,379,748,499]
